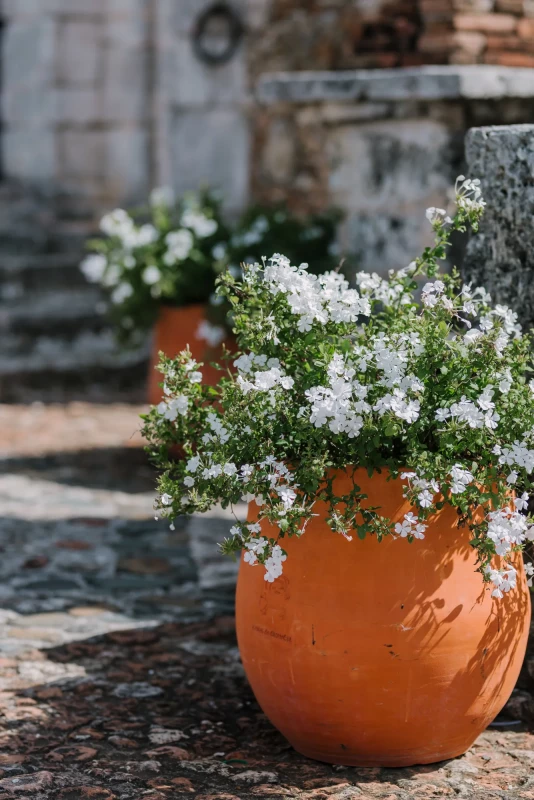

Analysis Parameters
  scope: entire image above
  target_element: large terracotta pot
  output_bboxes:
[236,468,531,767]
[148,304,231,405]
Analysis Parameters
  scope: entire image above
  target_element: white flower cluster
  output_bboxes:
[356,269,412,305]
[455,176,486,215]
[494,440,534,474]
[449,465,474,494]
[485,564,517,599]
[305,355,369,437]
[235,353,295,395]
[157,394,188,421]
[305,334,425,437]
[164,229,193,265]
[486,507,534,558]
[181,209,218,238]
[401,472,440,508]
[394,512,427,539]
[263,254,370,332]
[100,208,158,250]
[436,389,500,430]
[244,537,287,582]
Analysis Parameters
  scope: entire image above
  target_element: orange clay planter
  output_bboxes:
[236,468,531,767]
[148,304,232,405]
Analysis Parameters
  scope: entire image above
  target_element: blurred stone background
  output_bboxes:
[2,0,534,401]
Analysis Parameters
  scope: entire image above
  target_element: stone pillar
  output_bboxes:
[1,1,59,183]
[154,0,251,214]
[463,124,534,328]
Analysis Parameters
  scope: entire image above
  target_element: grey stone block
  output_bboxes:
[170,108,250,212]
[105,127,150,204]
[463,124,534,329]
[57,19,102,86]
[2,18,56,91]
[58,129,107,179]
[102,46,147,122]
[256,66,534,106]
[2,84,54,124]
[4,0,106,14]
[328,118,460,273]
[2,128,56,182]
[51,88,102,125]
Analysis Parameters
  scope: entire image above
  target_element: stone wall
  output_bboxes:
[253,66,534,274]
[463,123,534,327]
[0,0,260,220]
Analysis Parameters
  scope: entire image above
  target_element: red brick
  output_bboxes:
[486,34,525,50]
[517,18,534,38]
[454,13,517,33]
[485,50,534,65]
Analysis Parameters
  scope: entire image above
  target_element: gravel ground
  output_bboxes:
[0,403,533,800]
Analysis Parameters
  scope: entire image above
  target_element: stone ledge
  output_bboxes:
[256,65,534,105]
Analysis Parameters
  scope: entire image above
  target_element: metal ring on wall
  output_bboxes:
[192,2,244,66]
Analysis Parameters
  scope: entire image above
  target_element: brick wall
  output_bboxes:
[248,0,534,77]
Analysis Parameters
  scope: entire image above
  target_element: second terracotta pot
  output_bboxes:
[236,468,531,767]
[148,304,231,405]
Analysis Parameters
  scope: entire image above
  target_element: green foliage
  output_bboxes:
[141,179,534,595]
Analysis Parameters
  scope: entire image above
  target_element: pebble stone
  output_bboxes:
[0,402,532,799]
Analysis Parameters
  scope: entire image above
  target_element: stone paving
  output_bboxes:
[0,403,534,799]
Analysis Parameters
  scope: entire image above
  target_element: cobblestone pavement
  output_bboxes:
[0,404,534,799]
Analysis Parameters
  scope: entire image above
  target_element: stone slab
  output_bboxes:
[256,65,534,105]
[463,124,534,328]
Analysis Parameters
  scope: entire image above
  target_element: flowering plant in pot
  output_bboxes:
[80,188,342,402]
[142,177,533,767]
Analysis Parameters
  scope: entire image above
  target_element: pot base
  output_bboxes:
[290,740,471,768]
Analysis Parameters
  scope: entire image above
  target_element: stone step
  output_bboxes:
[0,255,90,297]
[0,328,149,375]
[0,288,106,334]
[0,361,149,404]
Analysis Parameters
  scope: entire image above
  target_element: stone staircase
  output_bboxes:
[0,182,149,403]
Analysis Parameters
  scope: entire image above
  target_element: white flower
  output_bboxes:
[111,282,133,304]
[157,395,188,421]
[264,544,287,582]
[507,471,518,485]
[223,462,237,476]
[425,207,452,226]
[80,254,107,283]
[196,320,226,348]
[212,243,227,260]
[160,493,173,506]
[435,408,450,422]
[188,371,203,384]
[485,563,516,598]
[143,265,161,286]
[100,208,132,237]
[455,176,486,215]
[486,508,531,558]
[182,210,218,238]
[184,476,195,487]
[186,456,200,473]
[243,536,269,567]
[164,229,194,264]
[277,485,297,510]
[514,492,529,511]
[449,465,474,495]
